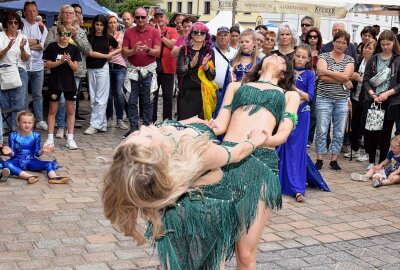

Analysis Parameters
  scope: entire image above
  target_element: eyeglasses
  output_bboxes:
[135,16,146,20]
[62,11,74,15]
[7,20,19,25]
[74,10,82,15]
[265,38,275,42]
[59,32,72,37]
[308,35,318,39]
[301,23,311,27]
[334,40,347,46]
[192,30,206,36]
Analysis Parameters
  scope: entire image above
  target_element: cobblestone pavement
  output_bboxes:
[1,99,400,269]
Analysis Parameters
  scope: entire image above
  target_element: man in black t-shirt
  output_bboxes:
[43,25,81,150]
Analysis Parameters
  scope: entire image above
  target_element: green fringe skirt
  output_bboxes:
[150,142,282,270]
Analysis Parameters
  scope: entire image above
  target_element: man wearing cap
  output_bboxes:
[213,26,237,115]
[152,9,178,122]
[21,1,48,130]
[122,7,161,137]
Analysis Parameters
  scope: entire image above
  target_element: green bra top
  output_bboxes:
[224,85,286,126]
[158,119,218,141]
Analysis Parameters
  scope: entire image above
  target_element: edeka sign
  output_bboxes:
[211,0,348,19]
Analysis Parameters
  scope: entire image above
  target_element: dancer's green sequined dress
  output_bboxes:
[149,85,286,270]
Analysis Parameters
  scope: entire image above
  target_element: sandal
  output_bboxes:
[48,176,70,184]
[0,168,10,182]
[295,193,305,203]
[28,176,40,184]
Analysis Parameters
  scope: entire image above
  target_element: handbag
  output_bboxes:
[369,66,390,87]
[0,64,22,90]
[365,102,385,131]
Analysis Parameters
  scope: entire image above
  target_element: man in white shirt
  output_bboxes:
[213,26,237,91]
[21,1,48,130]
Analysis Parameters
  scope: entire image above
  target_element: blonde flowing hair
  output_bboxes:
[103,134,211,244]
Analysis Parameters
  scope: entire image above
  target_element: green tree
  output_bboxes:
[116,0,157,14]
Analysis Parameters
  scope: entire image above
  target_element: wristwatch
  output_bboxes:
[146,48,150,53]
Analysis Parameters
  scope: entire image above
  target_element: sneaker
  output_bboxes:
[100,126,107,132]
[117,120,128,130]
[84,126,98,135]
[329,161,341,171]
[372,179,382,188]
[350,172,369,182]
[48,176,70,184]
[367,163,375,170]
[0,168,10,182]
[123,130,133,139]
[43,139,54,148]
[315,160,323,170]
[75,115,85,121]
[344,150,359,158]
[55,128,65,139]
[357,154,369,162]
[74,122,82,129]
[107,119,116,128]
[66,139,78,150]
[36,121,48,131]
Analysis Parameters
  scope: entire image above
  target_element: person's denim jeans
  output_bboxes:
[128,72,153,131]
[27,69,44,122]
[106,64,126,121]
[0,67,27,129]
[315,95,348,155]
[88,63,110,129]
[0,110,3,145]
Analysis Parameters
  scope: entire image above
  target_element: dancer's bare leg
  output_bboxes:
[235,201,271,270]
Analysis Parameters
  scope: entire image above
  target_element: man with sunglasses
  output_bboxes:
[299,16,314,44]
[152,9,178,123]
[122,7,161,138]
[21,1,48,131]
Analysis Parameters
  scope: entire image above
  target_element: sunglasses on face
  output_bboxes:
[7,20,19,25]
[301,23,311,27]
[192,30,206,36]
[308,35,318,39]
[135,16,146,20]
[59,32,72,37]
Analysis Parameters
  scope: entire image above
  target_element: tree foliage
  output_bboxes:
[96,0,157,14]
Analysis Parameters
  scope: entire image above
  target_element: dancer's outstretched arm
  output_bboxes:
[211,81,242,135]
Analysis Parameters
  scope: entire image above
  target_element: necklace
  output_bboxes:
[256,80,278,87]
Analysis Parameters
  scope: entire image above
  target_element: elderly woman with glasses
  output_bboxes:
[176,22,216,120]
[0,11,30,129]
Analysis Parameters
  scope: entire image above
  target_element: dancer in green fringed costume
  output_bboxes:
[102,53,300,270]
[103,118,270,270]
[209,53,300,269]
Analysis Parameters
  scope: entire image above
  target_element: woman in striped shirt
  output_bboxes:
[315,30,354,171]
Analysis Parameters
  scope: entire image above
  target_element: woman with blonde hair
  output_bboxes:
[103,119,269,269]
[103,53,299,269]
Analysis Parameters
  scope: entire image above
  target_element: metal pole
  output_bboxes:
[232,0,237,27]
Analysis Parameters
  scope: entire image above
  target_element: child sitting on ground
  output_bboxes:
[2,111,70,184]
[351,135,400,188]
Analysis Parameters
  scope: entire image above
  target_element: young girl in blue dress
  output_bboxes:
[2,111,70,184]
[279,44,315,202]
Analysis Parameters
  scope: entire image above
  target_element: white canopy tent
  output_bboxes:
[205,11,246,35]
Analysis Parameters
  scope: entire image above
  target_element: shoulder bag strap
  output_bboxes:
[215,46,231,66]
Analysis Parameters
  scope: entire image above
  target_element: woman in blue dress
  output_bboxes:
[279,45,315,202]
